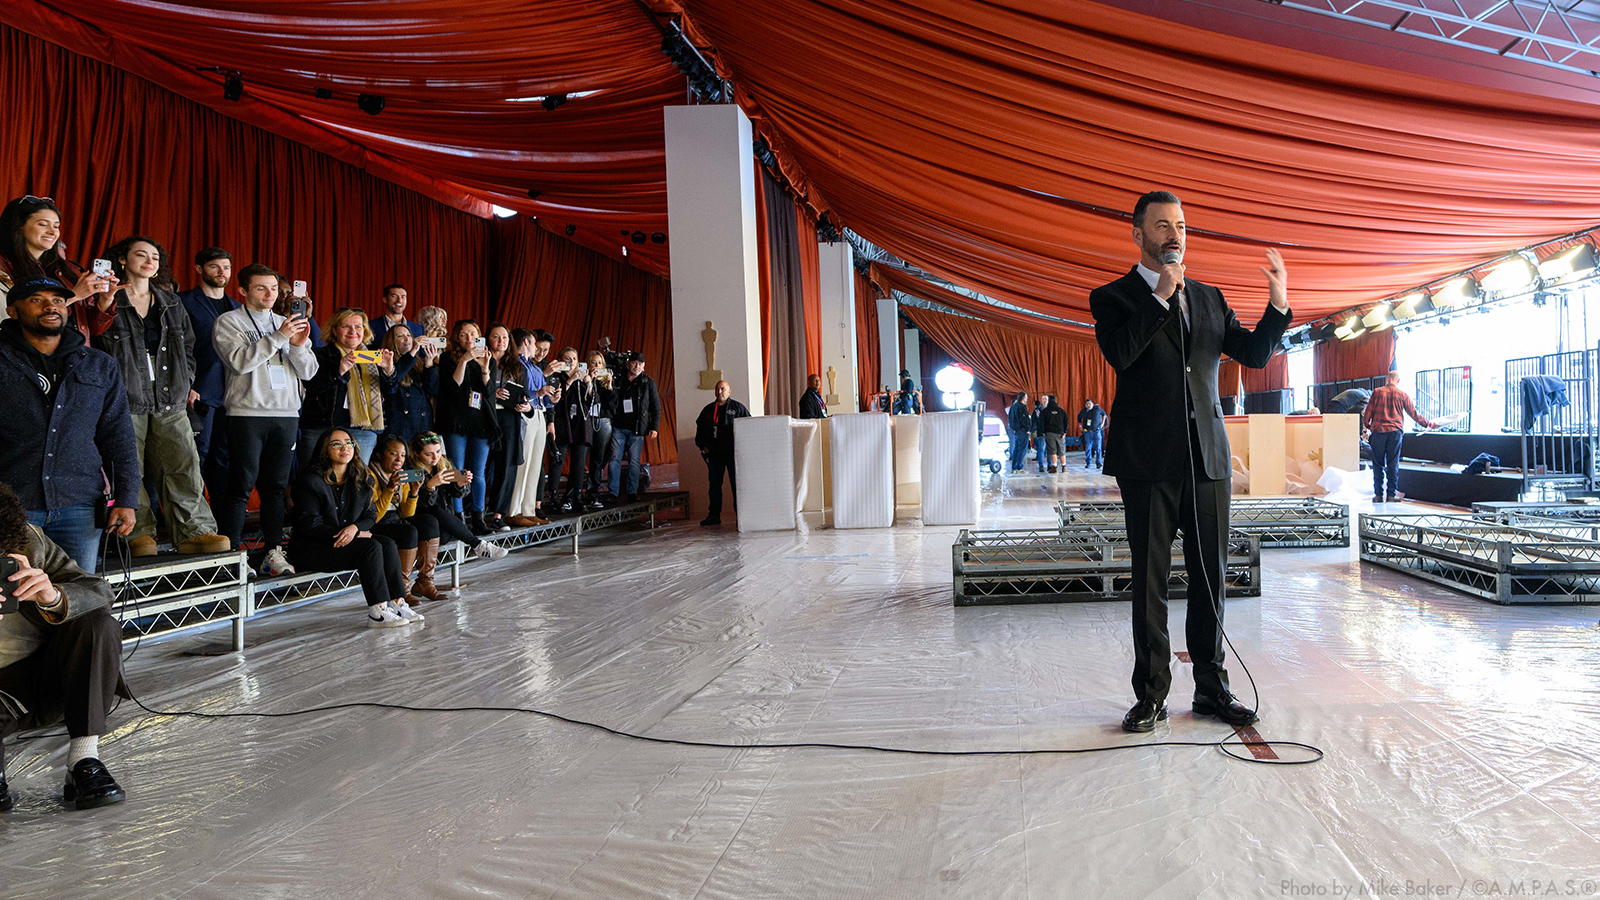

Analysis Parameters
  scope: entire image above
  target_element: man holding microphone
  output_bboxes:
[1089,191,1291,733]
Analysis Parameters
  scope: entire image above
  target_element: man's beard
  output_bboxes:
[22,316,66,338]
[1144,235,1181,263]
[204,274,230,288]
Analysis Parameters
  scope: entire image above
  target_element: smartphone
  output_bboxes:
[397,468,429,484]
[92,258,113,278]
[422,336,446,351]
[0,555,19,615]
[289,299,308,318]
[473,337,487,349]
[574,362,589,377]
[292,280,307,299]
[348,349,383,365]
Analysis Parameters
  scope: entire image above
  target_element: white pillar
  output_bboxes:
[903,327,921,390]
[817,240,857,414]
[665,105,762,520]
[876,296,899,401]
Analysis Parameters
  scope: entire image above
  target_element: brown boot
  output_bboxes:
[129,535,159,557]
[397,546,419,604]
[411,538,451,601]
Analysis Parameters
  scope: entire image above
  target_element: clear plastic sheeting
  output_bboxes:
[4,476,1598,899]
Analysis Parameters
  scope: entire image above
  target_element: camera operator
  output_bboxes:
[0,278,138,573]
[606,352,660,503]
[0,479,128,811]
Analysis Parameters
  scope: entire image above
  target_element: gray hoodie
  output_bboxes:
[213,306,319,417]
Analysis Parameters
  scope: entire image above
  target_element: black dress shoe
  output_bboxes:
[700,516,721,526]
[63,758,125,810]
[1121,699,1168,733]
[0,776,15,812]
[1193,691,1259,726]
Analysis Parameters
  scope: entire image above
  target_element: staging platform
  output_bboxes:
[1056,496,1350,548]
[953,524,1261,605]
[1471,500,1600,525]
[1359,512,1600,604]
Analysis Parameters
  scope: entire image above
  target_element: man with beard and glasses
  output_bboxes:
[178,247,241,504]
[1089,190,1291,734]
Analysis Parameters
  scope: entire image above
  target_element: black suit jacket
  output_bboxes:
[1090,266,1291,481]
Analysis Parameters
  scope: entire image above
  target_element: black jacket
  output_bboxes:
[551,376,601,446]
[288,467,377,548]
[614,372,661,433]
[301,344,396,430]
[799,389,827,419]
[695,399,751,459]
[381,353,439,440]
[436,351,502,442]
[0,320,140,511]
[177,287,240,407]
[1038,403,1070,434]
[1007,400,1030,432]
[1089,266,1290,481]
[93,286,197,415]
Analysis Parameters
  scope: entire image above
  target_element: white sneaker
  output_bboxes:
[475,540,509,561]
[365,605,408,628]
[389,600,424,624]
[261,548,296,576]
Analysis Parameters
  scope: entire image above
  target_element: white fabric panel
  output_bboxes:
[793,420,824,513]
[919,411,981,525]
[890,415,922,508]
[735,415,798,532]
[829,412,895,528]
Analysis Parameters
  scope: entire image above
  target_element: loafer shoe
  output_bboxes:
[1122,699,1168,733]
[128,535,159,557]
[177,533,232,554]
[63,758,126,810]
[1193,691,1259,727]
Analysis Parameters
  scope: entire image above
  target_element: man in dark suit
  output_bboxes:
[177,247,241,505]
[695,381,751,526]
[1089,190,1291,733]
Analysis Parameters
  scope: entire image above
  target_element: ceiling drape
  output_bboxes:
[798,212,823,380]
[854,270,881,409]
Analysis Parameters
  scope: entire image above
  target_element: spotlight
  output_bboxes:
[1393,292,1433,319]
[357,93,386,115]
[753,137,778,170]
[1308,322,1338,343]
[1481,255,1537,294]
[631,231,646,245]
[491,205,517,219]
[223,71,243,102]
[1334,314,1366,341]
[1430,276,1480,308]
[817,214,840,243]
[1537,243,1599,284]
[1362,304,1395,331]
[314,86,333,100]
[542,93,568,112]
[565,224,576,236]
[650,232,666,244]
[620,229,631,237]
[526,189,542,200]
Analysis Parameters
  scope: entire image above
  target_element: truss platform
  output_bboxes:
[1057,497,1349,548]
[1471,501,1600,525]
[953,524,1261,606]
[1359,513,1600,604]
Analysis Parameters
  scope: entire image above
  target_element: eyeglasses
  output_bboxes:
[23,194,54,204]
[326,441,356,450]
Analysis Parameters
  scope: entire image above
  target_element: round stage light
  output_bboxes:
[934,364,974,394]
[942,389,975,410]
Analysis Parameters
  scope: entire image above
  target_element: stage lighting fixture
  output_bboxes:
[1537,243,1599,283]
[564,224,576,236]
[631,231,646,245]
[621,246,629,257]
[315,86,333,99]
[1481,255,1537,294]
[817,214,840,243]
[1362,304,1396,331]
[1334,314,1365,341]
[651,232,666,244]
[358,93,386,115]
[1430,276,1480,308]
[526,189,542,200]
[223,71,244,102]
[1392,292,1433,319]
[542,93,568,112]
[491,205,517,219]
[934,365,975,394]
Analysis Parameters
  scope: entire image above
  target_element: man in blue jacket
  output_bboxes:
[1006,392,1030,473]
[178,247,241,504]
[0,279,139,572]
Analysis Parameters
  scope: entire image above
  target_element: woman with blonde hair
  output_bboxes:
[380,324,440,441]
[302,308,394,464]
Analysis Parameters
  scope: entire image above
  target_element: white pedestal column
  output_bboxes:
[875,296,898,402]
[902,327,921,391]
[817,240,857,414]
[665,105,762,521]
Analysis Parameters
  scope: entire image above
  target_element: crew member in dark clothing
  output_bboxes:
[799,374,828,419]
[1006,392,1031,473]
[1077,398,1107,469]
[695,380,751,527]
[1037,395,1071,473]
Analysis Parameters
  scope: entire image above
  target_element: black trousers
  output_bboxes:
[547,442,590,502]
[1116,419,1231,703]
[485,409,523,516]
[220,416,298,549]
[409,507,475,547]
[193,404,231,505]
[287,535,403,607]
[706,454,736,517]
[0,608,124,740]
[373,520,419,551]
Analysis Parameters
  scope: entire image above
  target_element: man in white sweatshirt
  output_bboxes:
[213,263,318,575]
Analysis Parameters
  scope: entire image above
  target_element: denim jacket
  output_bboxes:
[93,287,197,415]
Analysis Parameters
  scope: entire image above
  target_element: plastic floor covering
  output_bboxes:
[4,464,1599,899]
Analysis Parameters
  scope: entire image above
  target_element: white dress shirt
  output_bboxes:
[1136,262,1188,326]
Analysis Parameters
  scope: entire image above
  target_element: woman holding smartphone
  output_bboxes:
[370,435,438,603]
[288,429,422,628]
[381,325,439,442]
[483,323,532,532]
[0,195,118,337]
[435,319,500,534]
[546,347,603,513]
[302,308,393,464]
[408,432,509,577]
[95,235,230,557]
[585,350,617,499]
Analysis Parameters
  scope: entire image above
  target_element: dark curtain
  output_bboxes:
[854,269,880,410]
[1314,329,1397,384]
[1241,353,1289,392]
[491,218,677,463]
[762,169,806,418]
[0,25,493,323]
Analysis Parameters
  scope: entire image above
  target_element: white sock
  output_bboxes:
[68,736,99,767]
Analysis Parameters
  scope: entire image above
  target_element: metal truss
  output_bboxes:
[1359,512,1600,603]
[1057,497,1351,548]
[1267,0,1600,79]
[953,526,1262,605]
[1472,500,1600,524]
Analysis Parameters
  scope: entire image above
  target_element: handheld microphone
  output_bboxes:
[1161,248,1181,266]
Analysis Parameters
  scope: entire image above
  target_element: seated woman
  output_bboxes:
[408,432,510,566]
[371,434,449,602]
[288,429,423,628]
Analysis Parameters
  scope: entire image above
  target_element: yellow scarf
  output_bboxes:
[347,354,384,431]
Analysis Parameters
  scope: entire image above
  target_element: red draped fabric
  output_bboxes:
[900,305,1117,434]
[491,218,678,463]
[854,270,880,409]
[1218,360,1244,405]
[1314,329,1397,384]
[797,212,823,378]
[0,25,493,322]
[1242,354,1289,393]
